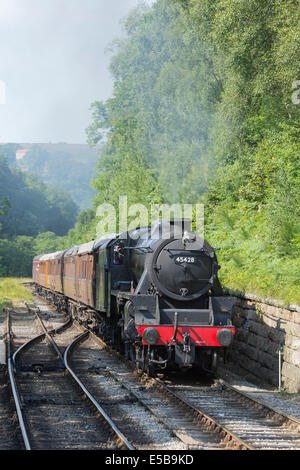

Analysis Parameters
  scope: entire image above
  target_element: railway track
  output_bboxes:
[66,320,300,451]
[5,292,300,450]
[0,310,22,450]
[5,304,134,450]
[161,376,300,450]
[66,327,251,450]
[66,332,189,450]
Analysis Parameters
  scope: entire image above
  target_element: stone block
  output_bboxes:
[282,362,300,385]
[232,316,245,328]
[291,312,300,325]
[248,320,262,335]
[280,308,294,322]
[285,334,300,351]
[282,377,300,393]
[234,327,248,342]
[287,322,300,339]
[261,314,278,329]
[232,339,248,356]
[262,340,279,357]
[283,348,300,367]
[257,350,277,369]
[267,328,286,343]
[234,297,243,307]
[247,332,258,348]
[244,300,257,310]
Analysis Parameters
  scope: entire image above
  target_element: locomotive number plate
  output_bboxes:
[175,256,195,264]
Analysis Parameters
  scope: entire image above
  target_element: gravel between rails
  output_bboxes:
[217,362,300,420]
[69,335,188,450]
[162,374,300,450]
[69,334,232,450]
[0,365,23,449]
[0,305,34,450]
[9,304,119,450]
[18,290,300,451]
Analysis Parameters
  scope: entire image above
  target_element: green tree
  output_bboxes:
[86,0,300,303]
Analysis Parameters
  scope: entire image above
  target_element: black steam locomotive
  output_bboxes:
[33,219,235,374]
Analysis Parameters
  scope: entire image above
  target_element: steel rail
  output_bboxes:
[220,381,300,431]
[33,312,64,362]
[31,291,300,450]
[81,328,253,450]
[5,309,31,450]
[12,308,72,366]
[8,304,134,450]
[6,305,72,450]
[34,311,135,450]
[34,293,299,450]
[64,331,135,450]
[152,377,254,450]
[80,320,300,449]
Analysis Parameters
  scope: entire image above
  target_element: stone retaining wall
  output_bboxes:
[225,292,300,393]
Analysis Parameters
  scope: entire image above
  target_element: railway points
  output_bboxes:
[0,281,299,451]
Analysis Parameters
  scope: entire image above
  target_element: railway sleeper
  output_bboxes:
[17,363,65,373]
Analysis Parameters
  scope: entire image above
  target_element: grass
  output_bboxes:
[0,277,32,311]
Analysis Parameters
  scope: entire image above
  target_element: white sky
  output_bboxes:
[0,0,155,143]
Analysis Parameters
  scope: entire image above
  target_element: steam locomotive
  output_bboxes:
[33,219,235,374]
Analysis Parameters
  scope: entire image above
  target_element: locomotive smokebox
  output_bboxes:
[129,219,220,302]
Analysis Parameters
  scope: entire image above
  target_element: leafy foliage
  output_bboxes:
[0,156,78,238]
[85,0,300,304]
[0,155,79,276]
[1,0,299,305]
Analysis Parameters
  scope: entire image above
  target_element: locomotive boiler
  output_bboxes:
[33,218,235,374]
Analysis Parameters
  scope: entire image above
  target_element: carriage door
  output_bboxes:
[96,245,111,315]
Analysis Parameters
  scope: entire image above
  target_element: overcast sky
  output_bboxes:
[0,0,155,144]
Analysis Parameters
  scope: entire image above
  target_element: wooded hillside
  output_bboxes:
[86,0,300,304]
[0,155,78,276]
[1,0,299,303]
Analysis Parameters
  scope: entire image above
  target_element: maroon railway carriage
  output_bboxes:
[32,251,64,293]
[33,242,96,309]
[63,242,95,308]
